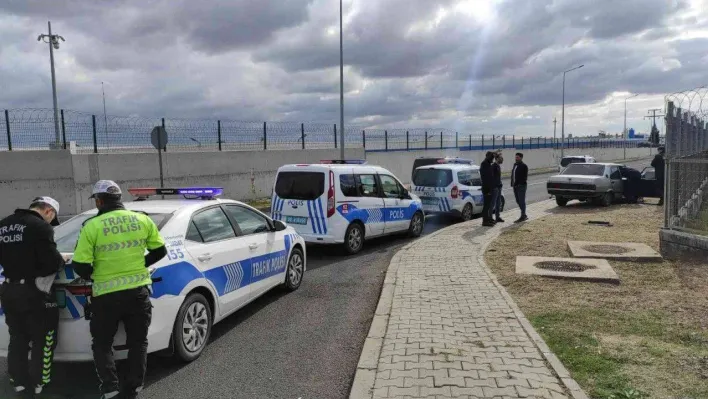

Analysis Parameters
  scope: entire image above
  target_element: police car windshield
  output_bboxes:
[561,164,605,176]
[54,213,169,253]
[413,168,453,187]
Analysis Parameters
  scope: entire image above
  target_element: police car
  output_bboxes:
[272,160,425,254]
[0,187,306,362]
[412,164,505,221]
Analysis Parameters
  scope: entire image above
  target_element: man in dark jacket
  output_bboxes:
[480,152,496,226]
[511,153,529,223]
[491,152,504,223]
[651,147,665,205]
[0,197,65,396]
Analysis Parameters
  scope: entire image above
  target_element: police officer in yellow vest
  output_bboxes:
[71,180,166,399]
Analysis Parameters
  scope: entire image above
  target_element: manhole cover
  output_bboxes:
[534,261,597,272]
[582,245,632,254]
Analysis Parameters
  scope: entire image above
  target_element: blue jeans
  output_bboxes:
[513,184,527,217]
[491,188,501,219]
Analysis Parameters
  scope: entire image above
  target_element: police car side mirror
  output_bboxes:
[272,220,287,232]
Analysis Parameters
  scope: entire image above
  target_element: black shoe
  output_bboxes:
[514,215,528,223]
[495,218,505,223]
[482,220,495,227]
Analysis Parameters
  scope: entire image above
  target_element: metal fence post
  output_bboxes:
[4,110,11,151]
[425,131,428,150]
[385,130,388,151]
[333,124,337,149]
[455,132,458,148]
[218,120,222,151]
[512,135,515,148]
[92,115,98,154]
[161,118,166,152]
[521,137,524,149]
[263,122,267,150]
[482,134,485,149]
[503,135,506,148]
[492,135,496,149]
[60,109,67,150]
[362,130,366,149]
[469,134,472,149]
[406,131,409,150]
[301,123,305,149]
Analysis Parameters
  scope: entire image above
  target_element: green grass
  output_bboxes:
[245,197,271,210]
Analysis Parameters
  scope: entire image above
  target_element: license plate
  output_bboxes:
[422,197,438,206]
[55,290,66,309]
[424,189,435,195]
[285,216,308,225]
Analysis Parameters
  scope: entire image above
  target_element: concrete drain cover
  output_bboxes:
[582,245,632,255]
[516,256,619,283]
[567,241,662,260]
[534,261,597,272]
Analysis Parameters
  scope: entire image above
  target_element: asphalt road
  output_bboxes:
[0,159,651,399]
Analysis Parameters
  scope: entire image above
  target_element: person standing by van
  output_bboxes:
[511,153,529,223]
[492,152,504,223]
[480,152,496,227]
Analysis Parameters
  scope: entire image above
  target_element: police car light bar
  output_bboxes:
[128,187,224,199]
[320,160,367,164]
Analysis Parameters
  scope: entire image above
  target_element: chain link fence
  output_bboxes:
[664,91,708,236]
[2,108,650,154]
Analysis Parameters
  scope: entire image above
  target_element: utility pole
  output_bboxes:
[339,0,345,160]
[624,94,639,159]
[553,117,557,149]
[38,21,65,147]
[102,82,108,137]
[561,64,584,158]
[645,108,665,146]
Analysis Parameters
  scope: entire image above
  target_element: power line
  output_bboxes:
[644,108,665,129]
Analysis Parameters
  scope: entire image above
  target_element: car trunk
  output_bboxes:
[273,170,328,235]
[412,169,454,212]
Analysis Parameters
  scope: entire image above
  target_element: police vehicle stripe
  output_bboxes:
[306,201,318,234]
[316,199,327,234]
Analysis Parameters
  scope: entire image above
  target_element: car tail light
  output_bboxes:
[327,170,335,218]
[65,285,92,296]
[451,185,459,199]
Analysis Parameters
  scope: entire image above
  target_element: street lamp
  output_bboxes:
[37,21,65,147]
[561,64,583,158]
[339,0,345,160]
[623,93,639,159]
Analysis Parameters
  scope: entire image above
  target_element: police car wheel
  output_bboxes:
[461,204,474,221]
[284,248,304,291]
[344,223,364,254]
[408,212,424,237]
[173,293,212,362]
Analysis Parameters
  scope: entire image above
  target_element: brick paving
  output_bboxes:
[351,200,588,399]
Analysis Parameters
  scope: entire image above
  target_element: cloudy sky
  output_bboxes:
[1,0,707,136]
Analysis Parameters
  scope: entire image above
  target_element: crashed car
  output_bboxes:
[547,163,626,207]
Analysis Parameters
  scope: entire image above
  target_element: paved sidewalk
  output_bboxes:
[350,200,588,399]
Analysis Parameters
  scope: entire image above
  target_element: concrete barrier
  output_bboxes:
[0,146,654,218]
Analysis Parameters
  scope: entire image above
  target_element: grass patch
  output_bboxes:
[245,197,271,210]
[685,204,708,237]
[485,201,708,398]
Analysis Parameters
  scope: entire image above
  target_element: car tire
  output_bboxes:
[173,293,212,363]
[344,222,364,254]
[461,204,474,221]
[408,212,424,237]
[601,192,613,207]
[556,197,568,207]
[283,247,304,292]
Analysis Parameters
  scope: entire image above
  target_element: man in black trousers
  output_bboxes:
[480,151,496,227]
[511,153,529,223]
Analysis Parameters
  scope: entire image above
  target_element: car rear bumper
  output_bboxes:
[548,189,602,198]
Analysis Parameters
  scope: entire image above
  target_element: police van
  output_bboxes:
[272,160,425,254]
[411,164,505,221]
[0,187,306,363]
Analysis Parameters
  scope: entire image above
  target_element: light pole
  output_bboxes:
[339,0,345,160]
[37,21,65,147]
[102,82,109,137]
[561,64,583,158]
[623,93,639,159]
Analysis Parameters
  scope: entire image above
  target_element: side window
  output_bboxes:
[379,175,401,199]
[357,174,379,198]
[458,171,474,186]
[185,221,204,242]
[340,174,358,197]
[224,206,270,236]
[190,207,236,243]
[610,167,622,180]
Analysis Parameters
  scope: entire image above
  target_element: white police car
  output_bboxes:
[0,187,306,362]
[412,164,505,221]
[272,160,425,254]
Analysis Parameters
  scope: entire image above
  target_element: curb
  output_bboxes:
[349,200,589,399]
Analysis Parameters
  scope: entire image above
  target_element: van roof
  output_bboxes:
[415,164,479,171]
[277,163,392,174]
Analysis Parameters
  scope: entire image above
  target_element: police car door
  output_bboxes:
[223,205,286,301]
[272,169,327,238]
[184,206,251,317]
[379,174,410,233]
[355,172,386,237]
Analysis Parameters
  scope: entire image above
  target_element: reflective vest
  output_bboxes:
[72,209,165,297]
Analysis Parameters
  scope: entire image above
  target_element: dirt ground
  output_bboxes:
[485,200,708,399]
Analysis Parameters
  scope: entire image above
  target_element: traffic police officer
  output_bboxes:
[71,181,166,399]
[0,197,65,396]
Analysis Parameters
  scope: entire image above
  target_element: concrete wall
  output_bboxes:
[660,228,708,260]
[367,147,657,185]
[0,148,364,217]
[0,145,654,217]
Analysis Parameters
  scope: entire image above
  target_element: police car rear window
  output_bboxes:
[275,172,325,201]
[560,157,585,167]
[562,164,605,176]
[412,169,453,187]
[54,213,170,253]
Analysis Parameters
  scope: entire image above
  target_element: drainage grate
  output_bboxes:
[582,244,632,255]
[534,261,597,273]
